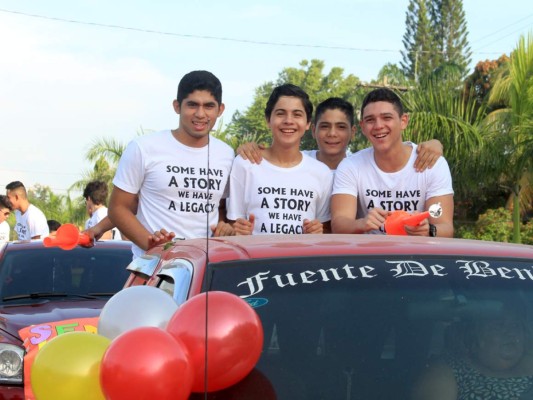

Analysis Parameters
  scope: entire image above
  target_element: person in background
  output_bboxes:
[5,181,49,240]
[46,219,61,237]
[412,293,533,400]
[0,195,13,242]
[83,181,120,240]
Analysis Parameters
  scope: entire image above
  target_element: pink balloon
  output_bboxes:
[167,291,264,392]
[100,327,192,400]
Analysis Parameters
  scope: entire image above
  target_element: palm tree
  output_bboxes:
[70,136,128,194]
[486,33,533,243]
[399,76,488,221]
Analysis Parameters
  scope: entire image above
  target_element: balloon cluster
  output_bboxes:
[29,286,264,400]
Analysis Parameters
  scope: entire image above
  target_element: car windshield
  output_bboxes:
[203,255,533,400]
[0,247,131,304]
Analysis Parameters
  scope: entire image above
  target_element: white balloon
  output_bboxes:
[98,286,179,340]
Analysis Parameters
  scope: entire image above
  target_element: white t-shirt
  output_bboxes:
[13,204,49,240]
[227,153,333,235]
[84,206,122,240]
[302,149,318,160]
[333,143,453,234]
[113,130,234,258]
[0,221,10,242]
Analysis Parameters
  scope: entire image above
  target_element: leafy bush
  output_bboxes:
[457,207,533,244]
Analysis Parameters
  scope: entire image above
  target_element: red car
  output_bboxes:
[125,234,533,399]
[0,240,132,399]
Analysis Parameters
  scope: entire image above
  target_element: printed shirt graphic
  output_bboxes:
[333,143,453,234]
[14,204,49,240]
[113,130,234,257]
[227,153,333,235]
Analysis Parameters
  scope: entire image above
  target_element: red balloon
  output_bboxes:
[100,327,193,400]
[167,291,264,392]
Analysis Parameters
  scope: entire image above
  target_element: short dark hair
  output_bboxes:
[0,195,13,210]
[83,181,108,206]
[6,181,25,192]
[360,88,404,118]
[264,84,313,123]
[177,70,222,105]
[314,97,354,126]
[47,219,61,232]
[6,181,27,198]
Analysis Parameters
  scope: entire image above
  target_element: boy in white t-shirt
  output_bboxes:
[83,181,120,240]
[105,70,235,258]
[331,88,454,237]
[0,195,13,242]
[227,84,333,235]
[5,181,49,240]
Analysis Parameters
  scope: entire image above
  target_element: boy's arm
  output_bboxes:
[414,140,443,172]
[236,142,266,164]
[108,186,153,251]
[331,194,388,234]
[82,216,115,245]
[404,195,454,238]
[211,200,235,237]
[230,214,255,236]
[303,219,324,234]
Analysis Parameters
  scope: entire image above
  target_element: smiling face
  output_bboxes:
[312,108,355,159]
[360,101,408,153]
[173,90,225,147]
[267,96,310,149]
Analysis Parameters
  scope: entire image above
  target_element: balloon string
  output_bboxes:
[203,133,210,399]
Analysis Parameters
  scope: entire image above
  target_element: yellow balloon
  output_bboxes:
[31,331,110,400]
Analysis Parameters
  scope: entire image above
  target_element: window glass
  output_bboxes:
[0,247,131,302]
[202,255,533,399]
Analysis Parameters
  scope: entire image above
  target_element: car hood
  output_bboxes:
[0,299,105,342]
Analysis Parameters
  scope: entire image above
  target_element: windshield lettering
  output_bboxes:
[237,264,376,298]
[388,260,447,277]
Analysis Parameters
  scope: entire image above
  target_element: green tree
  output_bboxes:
[225,59,364,151]
[399,77,489,221]
[401,0,434,80]
[375,63,410,87]
[429,0,471,78]
[486,33,533,243]
[464,55,510,109]
[70,136,128,194]
[69,130,145,224]
[26,185,86,226]
[401,0,471,81]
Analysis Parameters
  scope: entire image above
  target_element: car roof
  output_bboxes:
[1,240,132,252]
[160,235,533,264]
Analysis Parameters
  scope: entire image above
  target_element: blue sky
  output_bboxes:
[0,0,531,195]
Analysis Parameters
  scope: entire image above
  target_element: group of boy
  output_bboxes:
[86,69,453,259]
[3,70,453,256]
